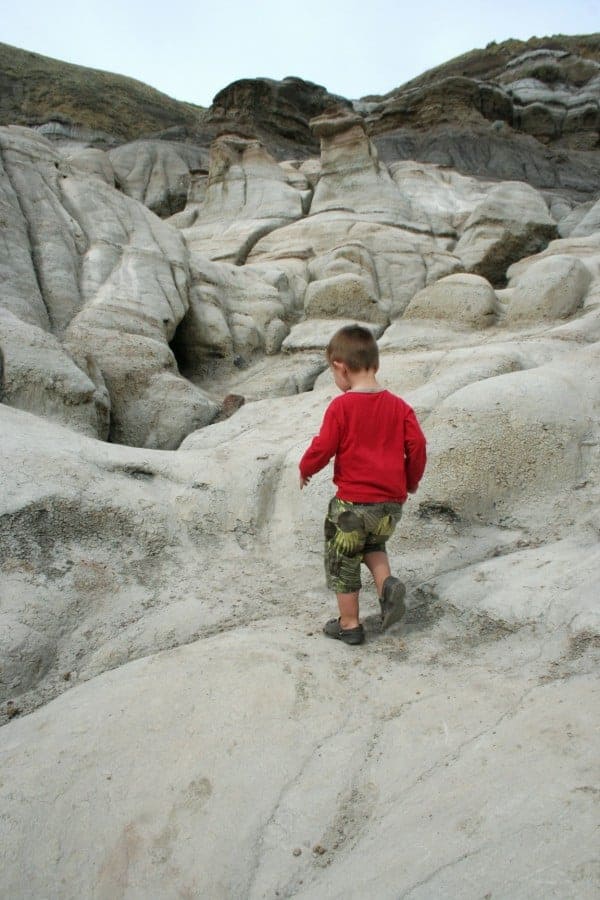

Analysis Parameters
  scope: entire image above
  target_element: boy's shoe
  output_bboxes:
[379,576,406,630]
[323,618,365,645]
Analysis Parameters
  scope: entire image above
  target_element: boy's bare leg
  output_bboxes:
[365,549,406,629]
[363,551,391,596]
[337,591,360,630]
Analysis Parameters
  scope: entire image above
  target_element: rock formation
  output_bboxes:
[0,36,599,900]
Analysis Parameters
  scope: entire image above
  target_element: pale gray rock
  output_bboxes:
[281,318,384,351]
[557,200,595,237]
[243,116,471,320]
[1,310,599,898]
[454,181,557,283]
[309,108,417,229]
[173,256,292,378]
[298,156,321,187]
[506,254,592,321]
[571,195,600,238]
[305,272,384,322]
[0,126,85,334]
[250,211,462,319]
[437,534,600,633]
[58,175,218,447]
[378,318,486,352]
[0,139,53,330]
[419,353,595,523]
[65,147,115,186]
[200,351,327,402]
[109,140,209,218]
[0,126,216,448]
[389,160,492,235]
[305,240,383,323]
[506,233,600,309]
[404,273,497,328]
[181,134,305,263]
[278,159,312,198]
[381,343,527,416]
[2,70,600,900]
[0,308,109,436]
[1,627,596,899]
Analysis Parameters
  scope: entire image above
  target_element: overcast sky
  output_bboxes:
[3,0,599,105]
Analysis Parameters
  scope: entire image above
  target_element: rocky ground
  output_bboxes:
[1,35,599,900]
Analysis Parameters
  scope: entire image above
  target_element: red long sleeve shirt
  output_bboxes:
[299,389,426,503]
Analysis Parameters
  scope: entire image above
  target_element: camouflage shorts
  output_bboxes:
[324,497,404,593]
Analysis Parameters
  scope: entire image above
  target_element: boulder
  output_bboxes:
[419,358,593,522]
[404,273,497,328]
[305,243,385,323]
[304,273,384,322]
[454,181,557,283]
[506,254,592,321]
[281,318,384,351]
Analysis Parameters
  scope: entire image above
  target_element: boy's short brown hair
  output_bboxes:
[326,324,379,372]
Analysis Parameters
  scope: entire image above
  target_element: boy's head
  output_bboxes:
[326,324,379,373]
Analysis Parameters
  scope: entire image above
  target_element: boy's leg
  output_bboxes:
[324,499,365,622]
[364,549,405,628]
[336,591,360,630]
[363,504,406,630]
[363,550,391,596]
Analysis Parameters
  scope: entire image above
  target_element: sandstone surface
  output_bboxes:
[181,134,307,263]
[454,181,557,283]
[0,126,217,448]
[108,140,210,217]
[404,273,498,327]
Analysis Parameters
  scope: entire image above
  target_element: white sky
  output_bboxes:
[3,0,599,106]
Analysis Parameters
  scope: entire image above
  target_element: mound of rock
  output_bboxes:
[0,126,217,448]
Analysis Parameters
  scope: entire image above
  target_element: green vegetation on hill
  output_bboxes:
[364,34,600,100]
[0,42,204,141]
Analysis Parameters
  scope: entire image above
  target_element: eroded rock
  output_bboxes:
[454,181,557,283]
[404,273,497,328]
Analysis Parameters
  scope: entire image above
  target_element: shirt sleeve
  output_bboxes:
[404,407,427,492]
[299,401,342,479]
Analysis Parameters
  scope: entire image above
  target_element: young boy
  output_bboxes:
[299,324,427,645]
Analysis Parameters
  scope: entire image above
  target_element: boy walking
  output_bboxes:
[299,325,426,645]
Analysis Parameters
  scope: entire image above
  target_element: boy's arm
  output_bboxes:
[299,403,341,486]
[404,408,427,493]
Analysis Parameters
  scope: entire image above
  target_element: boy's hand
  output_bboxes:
[299,474,311,490]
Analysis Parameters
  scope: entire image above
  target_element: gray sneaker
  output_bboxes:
[323,618,365,645]
[379,576,406,630]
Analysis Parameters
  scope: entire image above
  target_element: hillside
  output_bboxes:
[369,33,600,97]
[2,34,598,197]
[0,41,203,142]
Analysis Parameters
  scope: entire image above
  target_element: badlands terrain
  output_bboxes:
[1,35,599,898]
